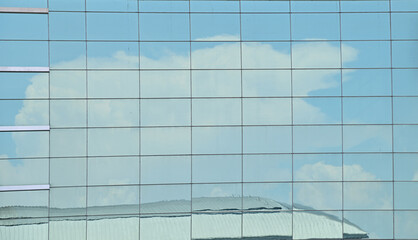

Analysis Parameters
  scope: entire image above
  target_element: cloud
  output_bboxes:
[294,162,392,210]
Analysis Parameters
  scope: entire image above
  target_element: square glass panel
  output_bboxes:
[50,129,87,158]
[141,42,190,70]
[88,42,139,69]
[141,127,191,155]
[292,70,341,97]
[0,158,48,186]
[292,41,341,69]
[393,69,418,96]
[141,99,190,126]
[392,13,418,40]
[394,97,418,124]
[343,125,392,152]
[0,41,48,67]
[293,154,342,181]
[243,154,292,182]
[342,69,392,96]
[293,182,342,210]
[394,153,418,181]
[50,187,86,217]
[394,125,418,152]
[140,13,189,41]
[344,211,393,239]
[193,127,241,154]
[242,70,291,97]
[192,98,241,126]
[50,71,86,98]
[50,12,85,40]
[344,182,393,210]
[393,41,418,68]
[50,42,86,69]
[342,41,391,68]
[241,14,290,41]
[0,100,49,126]
[141,213,190,240]
[344,153,392,181]
[291,13,340,41]
[0,73,48,100]
[0,14,47,40]
[395,182,418,210]
[141,70,190,98]
[293,98,341,124]
[0,131,49,159]
[88,128,140,156]
[343,97,392,124]
[0,190,48,218]
[50,157,86,187]
[51,100,86,128]
[341,13,390,40]
[294,211,343,239]
[191,42,240,69]
[88,99,139,127]
[394,211,418,239]
[191,14,240,41]
[192,70,241,97]
[242,42,291,69]
[243,98,291,125]
[88,156,139,185]
[88,71,139,98]
[141,156,191,184]
[193,155,241,183]
[87,186,139,215]
[141,185,191,214]
[244,126,292,154]
[293,126,342,153]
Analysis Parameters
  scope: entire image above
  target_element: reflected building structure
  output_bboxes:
[1,0,418,239]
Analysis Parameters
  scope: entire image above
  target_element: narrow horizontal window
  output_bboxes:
[0,126,50,132]
[0,184,50,192]
[0,67,49,72]
[0,7,48,14]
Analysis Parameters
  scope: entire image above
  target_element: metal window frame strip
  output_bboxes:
[0,7,48,14]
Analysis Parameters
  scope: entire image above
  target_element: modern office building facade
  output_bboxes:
[1,0,418,239]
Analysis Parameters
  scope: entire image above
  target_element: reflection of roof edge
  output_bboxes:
[0,197,368,239]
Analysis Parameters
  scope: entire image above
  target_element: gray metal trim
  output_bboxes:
[0,184,50,192]
[0,126,50,132]
[0,7,48,14]
[0,67,49,72]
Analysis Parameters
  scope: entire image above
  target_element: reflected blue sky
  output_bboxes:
[1,2,418,238]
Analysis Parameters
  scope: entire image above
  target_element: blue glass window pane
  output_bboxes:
[50,42,86,69]
[394,153,418,181]
[87,42,139,69]
[292,41,341,69]
[392,13,418,40]
[191,42,240,69]
[344,125,392,152]
[292,70,341,97]
[394,125,418,152]
[343,69,392,96]
[140,13,189,41]
[294,126,342,153]
[343,97,392,124]
[342,41,391,68]
[244,126,292,154]
[0,14,47,40]
[193,127,241,154]
[292,13,340,41]
[141,42,190,69]
[50,12,85,40]
[0,41,48,67]
[394,97,418,124]
[87,13,138,41]
[393,69,418,96]
[242,14,290,41]
[341,13,390,40]
[191,14,240,41]
[294,98,341,124]
[242,42,291,69]
[0,73,48,99]
[393,41,418,68]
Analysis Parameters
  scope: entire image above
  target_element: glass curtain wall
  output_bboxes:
[1,0,418,239]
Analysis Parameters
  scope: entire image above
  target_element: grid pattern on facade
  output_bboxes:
[1,0,418,239]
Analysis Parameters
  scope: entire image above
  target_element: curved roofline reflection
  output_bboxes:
[1,196,368,240]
